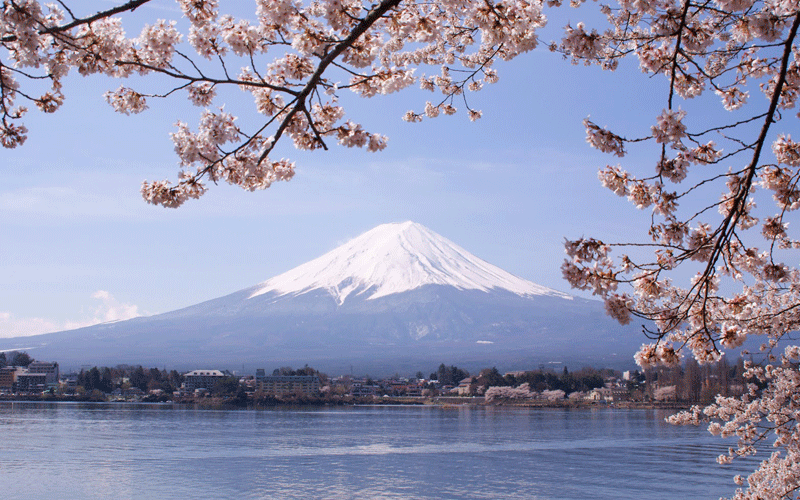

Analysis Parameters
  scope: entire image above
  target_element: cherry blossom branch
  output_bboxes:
[1,0,152,43]
[257,0,402,163]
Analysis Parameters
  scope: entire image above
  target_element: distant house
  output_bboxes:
[385,380,408,395]
[404,382,424,397]
[182,370,228,391]
[585,387,612,402]
[611,388,631,402]
[59,374,78,394]
[350,382,377,397]
[110,387,144,400]
[454,377,474,396]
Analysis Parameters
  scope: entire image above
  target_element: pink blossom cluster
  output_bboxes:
[483,384,567,402]
[1,0,548,206]
[540,389,566,400]
[104,86,148,115]
[561,23,612,65]
[484,383,533,402]
[555,0,800,492]
[651,108,688,145]
[583,118,625,157]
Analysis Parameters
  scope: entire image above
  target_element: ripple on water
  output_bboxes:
[0,403,753,500]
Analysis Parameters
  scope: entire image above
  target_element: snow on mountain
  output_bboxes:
[249,221,572,305]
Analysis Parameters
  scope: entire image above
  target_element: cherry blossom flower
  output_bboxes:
[651,108,687,145]
[104,86,148,115]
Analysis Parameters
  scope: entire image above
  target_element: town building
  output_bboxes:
[28,361,60,387]
[585,387,612,402]
[611,387,631,402]
[454,377,474,396]
[60,374,78,394]
[182,369,228,391]
[0,367,21,392]
[350,382,377,397]
[15,372,47,393]
[404,382,424,397]
[257,375,320,396]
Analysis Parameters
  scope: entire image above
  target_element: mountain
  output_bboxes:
[0,222,644,375]
[249,221,571,304]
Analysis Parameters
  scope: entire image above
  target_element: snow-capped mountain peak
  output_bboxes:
[249,221,571,304]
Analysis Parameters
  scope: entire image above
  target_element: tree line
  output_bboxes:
[471,367,607,394]
[76,365,185,395]
[424,363,609,395]
[0,351,33,368]
[641,358,749,404]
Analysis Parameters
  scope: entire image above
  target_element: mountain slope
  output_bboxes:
[0,222,643,374]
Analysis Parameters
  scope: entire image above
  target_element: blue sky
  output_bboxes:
[0,0,759,337]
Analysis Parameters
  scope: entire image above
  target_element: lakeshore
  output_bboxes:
[2,353,742,412]
[0,392,693,411]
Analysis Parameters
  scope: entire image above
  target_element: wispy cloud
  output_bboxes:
[0,313,60,338]
[0,184,145,221]
[0,291,142,338]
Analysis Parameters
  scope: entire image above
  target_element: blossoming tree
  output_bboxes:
[3,0,800,497]
[558,0,800,497]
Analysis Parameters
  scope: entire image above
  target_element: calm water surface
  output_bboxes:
[0,402,752,499]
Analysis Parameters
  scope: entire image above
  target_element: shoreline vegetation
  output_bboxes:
[0,392,692,411]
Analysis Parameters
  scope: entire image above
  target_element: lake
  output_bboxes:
[0,402,752,499]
